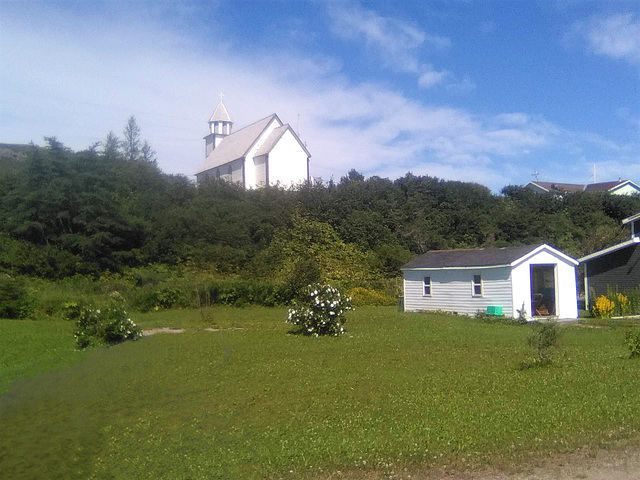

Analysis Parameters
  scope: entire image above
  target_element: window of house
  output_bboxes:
[472,274,483,297]
[423,276,431,296]
[228,165,232,176]
[216,169,220,179]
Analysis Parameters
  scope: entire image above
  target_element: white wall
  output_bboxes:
[511,249,578,319]
[403,267,513,316]
[268,129,309,187]
[244,118,281,189]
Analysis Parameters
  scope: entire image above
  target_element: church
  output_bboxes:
[195,101,311,188]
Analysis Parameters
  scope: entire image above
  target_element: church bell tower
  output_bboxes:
[204,99,233,157]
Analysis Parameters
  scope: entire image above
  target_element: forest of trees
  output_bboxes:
[1,128,639,289]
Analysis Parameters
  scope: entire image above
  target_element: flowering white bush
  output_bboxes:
[287,284,353,336]
[74,306,142,349]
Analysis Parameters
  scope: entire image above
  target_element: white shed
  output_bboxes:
[402,244,579,319]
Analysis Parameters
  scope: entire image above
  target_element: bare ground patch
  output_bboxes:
[141,327,185,336]
[311,443,640,480]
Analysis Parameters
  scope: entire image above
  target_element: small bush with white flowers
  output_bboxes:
[74,306,142,349]
[286,284,352,336]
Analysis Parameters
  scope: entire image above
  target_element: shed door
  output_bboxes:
[530,265,556,316]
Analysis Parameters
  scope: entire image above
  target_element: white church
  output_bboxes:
[195,101,311,188]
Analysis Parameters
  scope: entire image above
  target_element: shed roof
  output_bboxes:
[402,244,578,270]
[402,244,543,269]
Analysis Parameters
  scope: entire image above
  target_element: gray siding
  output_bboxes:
[404,267,513,316]
[254,155,267,186]
[586,243,640,299]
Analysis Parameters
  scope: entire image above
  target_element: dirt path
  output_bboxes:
[417,447,640,480]
[141,327,185,336]
[316,445,640,480]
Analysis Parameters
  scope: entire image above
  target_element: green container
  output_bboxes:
[486,306,503,316]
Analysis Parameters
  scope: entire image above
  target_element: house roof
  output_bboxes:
[196,114,279,173]
[402,244,578,270]
[578,237,640,262]
[622,212,640,225]
[527,180,638,194]
[528,182,585,193]
[584,180,635,192]
[209,101,232,123]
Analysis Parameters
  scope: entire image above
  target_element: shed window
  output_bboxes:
[472,275,483,297]
[423,276,431,296]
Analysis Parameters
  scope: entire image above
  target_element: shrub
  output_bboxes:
[348,287,395,307]
[0,274,34,319]
[592,295,615,318]
[627,287,640,315]
[199,280,292,308]
[287,284,352,336]
[615,293,631,316]
[625,330,640,358]
[74,306,142,349]
[525,320,560,367]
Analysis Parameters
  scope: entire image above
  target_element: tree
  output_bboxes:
[103,131,120,159]
[141,140,156,164]
[121,116,141,162]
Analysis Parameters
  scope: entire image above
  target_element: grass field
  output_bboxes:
[1,307,639,479]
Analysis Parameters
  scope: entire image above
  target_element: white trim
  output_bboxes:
[423,276,432,296]
[511,244,579,267]
[527,182,550,192]
[610,180,640,193]
[622,212,640,225]
[472,274,483,297]
[578,237,640,262]
[583,262,589,309]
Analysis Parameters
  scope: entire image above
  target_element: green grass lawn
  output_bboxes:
[0,319,83,393]
[1,307,639,479]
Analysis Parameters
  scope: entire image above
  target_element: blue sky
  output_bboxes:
[1,0,638,191]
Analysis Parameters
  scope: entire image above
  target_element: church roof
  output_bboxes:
[255,125,288,157]
[255,124,312,159]
[209,101,232,123]
[197,114,279,173]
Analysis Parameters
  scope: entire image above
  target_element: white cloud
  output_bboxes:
[326,1,456,88]
[418,67,450,88]
[573,13,640,66]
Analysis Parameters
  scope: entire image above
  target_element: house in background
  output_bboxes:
[578,212,640,307]
[525,180,640,196]
[402,244,579,319]
[195,101,311,188]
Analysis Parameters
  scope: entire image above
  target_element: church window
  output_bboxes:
[216,169,220,179]
[228,165,232,177]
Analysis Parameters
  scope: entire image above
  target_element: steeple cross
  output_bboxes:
[219,92,225,101]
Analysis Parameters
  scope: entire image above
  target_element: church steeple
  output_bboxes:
[204,98,233,157]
